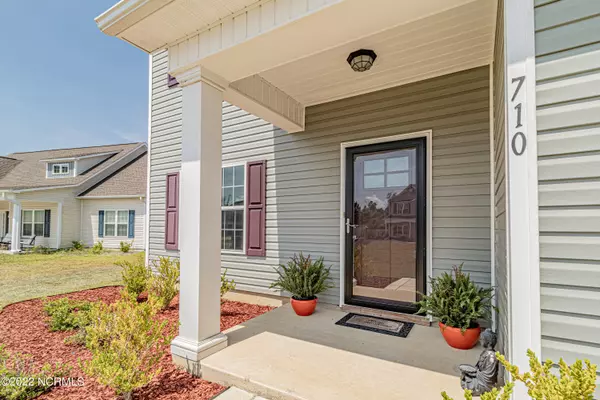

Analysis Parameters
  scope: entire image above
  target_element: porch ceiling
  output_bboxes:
[259,0,496,106]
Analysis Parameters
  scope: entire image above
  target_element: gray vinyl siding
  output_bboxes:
[225,66,492,304]
[535,0,600,369]
[148,49,492,303]
[148,49,183,261]
[492,0,509,364]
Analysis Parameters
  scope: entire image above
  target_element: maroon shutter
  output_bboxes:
[165,173,179,250]
[246,161,266,256]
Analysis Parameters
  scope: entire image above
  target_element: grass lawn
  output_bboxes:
[0,251,139,310]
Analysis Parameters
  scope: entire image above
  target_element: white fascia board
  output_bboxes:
[11,185,78,193]
[95,0,175,38]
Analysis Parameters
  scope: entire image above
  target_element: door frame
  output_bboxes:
[339,130,433,309]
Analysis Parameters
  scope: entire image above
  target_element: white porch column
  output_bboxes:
[56,202,63,249]
[170,67,228,374]
[504,0,541,397]
[10,202,21,252]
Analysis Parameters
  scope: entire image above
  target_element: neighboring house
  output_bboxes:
[0,143,147,251]
[96,0,600,396]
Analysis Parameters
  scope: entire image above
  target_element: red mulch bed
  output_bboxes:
[0,287,274,400]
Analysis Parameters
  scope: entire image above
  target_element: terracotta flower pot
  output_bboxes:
[439,322,480,350]
[290,297,318,316]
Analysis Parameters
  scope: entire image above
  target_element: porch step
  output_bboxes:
[213,387,267,400]
[202,331,465,400]
[201,304,473,400]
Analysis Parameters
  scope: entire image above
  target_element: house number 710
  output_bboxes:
[510,76,526,156]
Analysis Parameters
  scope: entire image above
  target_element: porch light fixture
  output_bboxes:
[347,49,377,72]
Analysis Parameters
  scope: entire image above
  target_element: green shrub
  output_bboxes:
[29,245,53,254]
[0,345,70,400]
[416,264,494,332]
[119,241,133,253]
[91,241,103,254]
[117,253,150,297]
[269,253,334,299]
[43,298,95,332]
[82,298,174,399]
[148,257,180,310]
[442,350,597,400]
[71,240,84,251]
[221,269,236,298]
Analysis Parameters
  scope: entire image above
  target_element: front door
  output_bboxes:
[345,138,426,313]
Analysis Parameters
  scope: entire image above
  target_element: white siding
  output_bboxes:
[80,198,145,250]
[149,49,492,305]
[535,0,600,371]
[16,188,81,248]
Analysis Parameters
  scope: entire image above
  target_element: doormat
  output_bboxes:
[335,313,414,338]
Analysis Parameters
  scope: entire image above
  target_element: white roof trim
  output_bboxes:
[95,0,175,37]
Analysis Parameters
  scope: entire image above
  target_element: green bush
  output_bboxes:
[442,350,597,400]
[82,298,174,399]
[221,269,236,298]
[269,253,334,299]
[29,245,53,254]
[0,345,70,400]
[117,253,150,297]
[148,257,180,310]
[43,298,95,332]
[71,240,84,251]
[119,241,133,253]
[91,241,104,254]
[416,264,494,332]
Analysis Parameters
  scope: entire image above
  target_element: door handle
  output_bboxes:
[346,218,358,234]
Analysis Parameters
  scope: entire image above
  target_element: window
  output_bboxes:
[52,163,70,175]
[363,155,410,189]
[22,210,45,237]
[221,165,245,251]
[392,201,411,215]
[104,210,129,237]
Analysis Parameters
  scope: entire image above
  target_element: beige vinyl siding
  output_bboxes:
[80,198,145,250]
[16,188,81,248]
[535,0,600,369]
[148,49,183,260]
[492,0,509,364]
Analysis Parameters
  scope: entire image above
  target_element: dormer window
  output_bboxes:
[53,163,69,175]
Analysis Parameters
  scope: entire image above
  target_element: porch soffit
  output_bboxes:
[260,0,496,106]
[98,0,494,130]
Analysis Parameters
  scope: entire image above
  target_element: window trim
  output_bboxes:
[103,209,130,238]
[52,163,70,175]
[22,209,45,238]
[221,162,247,254]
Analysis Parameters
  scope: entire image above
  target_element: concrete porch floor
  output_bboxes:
[202,303,480,400]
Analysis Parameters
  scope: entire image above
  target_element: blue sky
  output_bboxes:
[0,0,148,155]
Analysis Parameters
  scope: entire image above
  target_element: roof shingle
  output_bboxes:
[79,154,147,198]
[0,143,145,191]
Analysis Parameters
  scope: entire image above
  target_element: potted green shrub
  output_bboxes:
[270,253,334,316]
[417,264,494,349]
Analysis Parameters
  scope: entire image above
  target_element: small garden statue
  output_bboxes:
[458,329,499,396]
